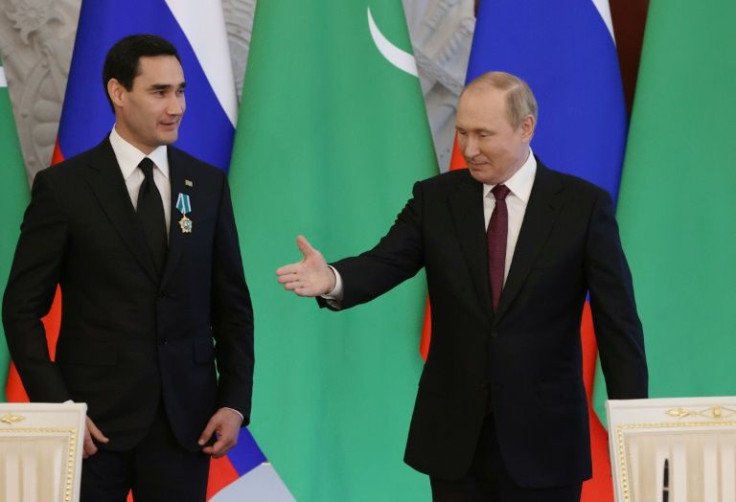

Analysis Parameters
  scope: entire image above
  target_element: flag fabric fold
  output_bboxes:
[594,0,736,417]
[461,1,628,500]
[0,57,31,402]
[229,1,438,500]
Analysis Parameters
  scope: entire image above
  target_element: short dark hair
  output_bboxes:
[102,34,181,111]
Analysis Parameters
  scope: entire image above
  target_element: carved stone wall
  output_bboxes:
[222,0,256,100]
[403,0,474,171]
[0,0,80,183]
[0,0,472,182]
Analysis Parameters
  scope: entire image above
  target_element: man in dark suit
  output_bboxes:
[2,35,254,500]
[276,72,647,501]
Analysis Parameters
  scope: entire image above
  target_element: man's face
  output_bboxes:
[455,86,534,185]
[108,55,186,154]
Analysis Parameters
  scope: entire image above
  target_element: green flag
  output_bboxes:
[594,0,736,415]
[0,58,30,401]
[229,1,437,500]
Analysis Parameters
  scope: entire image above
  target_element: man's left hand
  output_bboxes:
[198,408,243,458]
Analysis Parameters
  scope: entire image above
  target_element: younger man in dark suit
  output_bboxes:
[276,72,647,501]
[3,35,254,500]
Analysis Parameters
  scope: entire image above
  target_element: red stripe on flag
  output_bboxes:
[5,364,28,402]
[5,286,62,402]
[6,141,66,401]
[580,301,613,501]
[206,456,241,499]
[419,300,431,361]
[420,136,466,360]
[448,136,467,172]
[51,139,64,166]
[124,457,240,501]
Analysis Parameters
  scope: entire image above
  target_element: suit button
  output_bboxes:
[490,331,499,338]
[160,338,168,345]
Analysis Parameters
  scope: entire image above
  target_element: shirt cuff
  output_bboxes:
[221,407,244,424]
[322,265,343,300]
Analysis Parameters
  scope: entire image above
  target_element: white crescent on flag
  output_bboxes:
[367,7,418,77]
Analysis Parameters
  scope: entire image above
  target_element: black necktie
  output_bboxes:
[136,158,167,276]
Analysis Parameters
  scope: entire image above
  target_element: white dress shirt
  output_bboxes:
[483,150,537,283]
[109,127,172,238]
[108,127,243,423]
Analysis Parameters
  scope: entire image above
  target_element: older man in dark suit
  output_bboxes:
[276,72,647,501]
[3,35,254,501]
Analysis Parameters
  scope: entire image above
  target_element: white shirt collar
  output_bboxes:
[483,148,537,203]
[109,126,170,180]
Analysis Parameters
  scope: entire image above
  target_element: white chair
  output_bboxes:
[607,396,736,502]
[0,402,86,502]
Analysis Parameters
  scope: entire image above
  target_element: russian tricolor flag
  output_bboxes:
[467,0,627,196]
[55,0,236,168]
[13,0,294,499]
[462,1,627,499]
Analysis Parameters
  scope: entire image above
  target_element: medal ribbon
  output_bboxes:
[176,193,192,215]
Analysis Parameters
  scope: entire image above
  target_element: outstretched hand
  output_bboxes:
[276,235,336,297]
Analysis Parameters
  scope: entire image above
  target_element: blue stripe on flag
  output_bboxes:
[210,463,295,502]
[468,0,626,201]
[58,0,234,170]
[226,429,267,476]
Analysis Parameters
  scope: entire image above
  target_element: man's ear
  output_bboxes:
[107,78,125,108]
[520,114,536,143]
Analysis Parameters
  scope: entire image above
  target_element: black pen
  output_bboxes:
[663,458,670,502]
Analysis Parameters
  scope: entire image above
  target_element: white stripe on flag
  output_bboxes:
[209,463,296,502]
[0,67,6,88]
[165,0,238,126]
[591,0,616,42]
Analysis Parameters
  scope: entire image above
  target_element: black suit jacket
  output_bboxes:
[323,162,647,488]
[3,138,254,452]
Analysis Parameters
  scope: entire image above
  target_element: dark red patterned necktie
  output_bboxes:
[487,184,510,312]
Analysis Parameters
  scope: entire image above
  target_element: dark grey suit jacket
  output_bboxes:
[322,161,647,487]
[3,138,254,452]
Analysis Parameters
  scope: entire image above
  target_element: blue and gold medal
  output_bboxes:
[176,193,193,233]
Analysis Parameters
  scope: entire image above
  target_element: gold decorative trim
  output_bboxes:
[614,420,736,502]
[665,405,736,420]
[0,427,79,502]
[0,413,26,424]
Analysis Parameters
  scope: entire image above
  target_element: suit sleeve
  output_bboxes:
[585,190,648,399]
[210,176,254,424]
[324,181,426,310]
[2,170,72,402]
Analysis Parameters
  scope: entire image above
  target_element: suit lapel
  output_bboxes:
[81,139,160,284]
[160,148,190,289]
[447,173,494,322]
[495,164,564,320]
